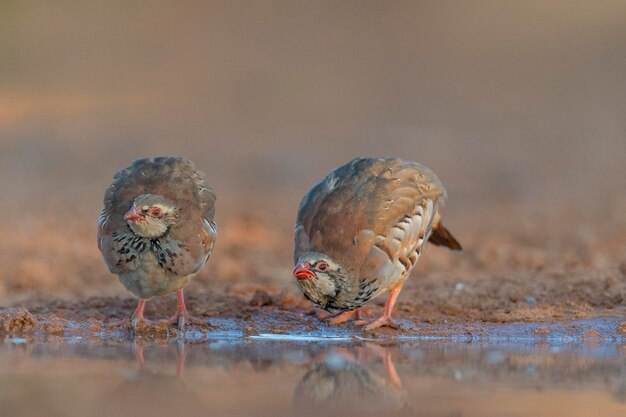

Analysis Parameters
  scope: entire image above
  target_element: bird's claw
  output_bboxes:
[107,317,152,333]
[324,307,374,325]
[168,313,206,331]
[354,315,400,331]
[326,311,356,325]
[106,318,128,329]
[131,317,153,333]
[355,307,373,320]
[168,313,186,331]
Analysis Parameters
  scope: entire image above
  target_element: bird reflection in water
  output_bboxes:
[294,344,410,413]
[133,339,187,379]
[101,340,204,417]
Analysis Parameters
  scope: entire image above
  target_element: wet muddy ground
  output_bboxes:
[2,290,626,416]
[1,291,626,341]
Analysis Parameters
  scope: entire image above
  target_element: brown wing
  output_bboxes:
[155,218,217,275]
[295,157,446,274]
[98,156,216,275]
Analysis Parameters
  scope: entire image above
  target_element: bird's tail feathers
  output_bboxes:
[428,222,462,251]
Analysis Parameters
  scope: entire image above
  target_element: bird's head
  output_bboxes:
[293,252,345,302]
[124,194,178,239]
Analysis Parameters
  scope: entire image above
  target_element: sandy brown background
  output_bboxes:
[1,1,625,322]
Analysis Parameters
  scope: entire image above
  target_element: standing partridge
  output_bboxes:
[98,156,217,332]
[293,157,461,330]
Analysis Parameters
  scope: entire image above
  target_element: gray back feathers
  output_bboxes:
[295,157,448,268]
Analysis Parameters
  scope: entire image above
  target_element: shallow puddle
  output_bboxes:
[1,319,626,417]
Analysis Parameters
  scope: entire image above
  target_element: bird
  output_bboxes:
[294,345,409,412]
[98,156,217,332]
[293,157,461,331]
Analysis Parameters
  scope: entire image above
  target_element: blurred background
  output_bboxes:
[1,1,625,309]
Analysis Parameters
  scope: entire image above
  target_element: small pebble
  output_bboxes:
[526,296,537,305]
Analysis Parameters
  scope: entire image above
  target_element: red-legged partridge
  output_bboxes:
[293,157,461,330]
[98,156,217,332]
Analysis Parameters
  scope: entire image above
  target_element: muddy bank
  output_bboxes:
[1,289,625,341]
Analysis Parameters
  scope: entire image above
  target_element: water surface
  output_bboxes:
[2,320,625,417]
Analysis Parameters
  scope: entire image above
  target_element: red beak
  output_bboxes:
[293,263,315,280]
[124,208,144,221]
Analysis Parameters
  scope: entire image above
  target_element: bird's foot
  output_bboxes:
[107,317,153,333]
[106,317,128,329]
[325,307,373,325]
[131,316,154,333]
[169,313,185,332]
[326,311,354,325]
[354,314,399,331]
[355,307,373,320]
[168,313,207,331]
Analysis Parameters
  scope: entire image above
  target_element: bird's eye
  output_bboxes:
[150,208,161,217]
[316,262,329,272]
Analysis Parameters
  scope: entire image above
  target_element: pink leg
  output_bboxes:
[108,299,149,331]
[169,289,188,331]
[130,299,148,331]
[355,281,404,330]
[169,290,207,331]
[134,299,146,320]
[177,289,188,316]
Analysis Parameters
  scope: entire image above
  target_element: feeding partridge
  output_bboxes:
[294,346,408,412]
[98,156,217,332]
[293,157,461,330]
